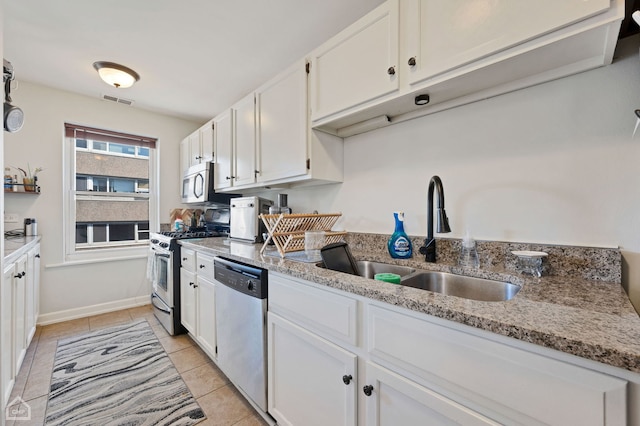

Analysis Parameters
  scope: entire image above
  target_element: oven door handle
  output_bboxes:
[151,293,171,314]
[151,248,170,258]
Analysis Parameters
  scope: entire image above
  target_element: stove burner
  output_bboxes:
[160,230,222,239]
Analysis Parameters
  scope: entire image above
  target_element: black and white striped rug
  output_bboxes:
[45,320,205,425]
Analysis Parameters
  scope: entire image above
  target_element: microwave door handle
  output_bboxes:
[194,173,204,198]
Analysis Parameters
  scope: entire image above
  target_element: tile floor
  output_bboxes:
[8,305,270,426]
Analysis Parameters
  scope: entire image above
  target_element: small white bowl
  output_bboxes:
[511,250,548,258]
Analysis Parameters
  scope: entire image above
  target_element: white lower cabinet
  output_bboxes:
[364,361,498,426]
[180,268,197,335]
[267,312,357,426]
[1,242,41,408]
[180,250,217,359]
[12,255,27,376]
[25,244,40,344]
[267,272,631,426]
[196,275,216,358]
[1,263,15,406]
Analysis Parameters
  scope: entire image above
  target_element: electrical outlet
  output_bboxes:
[4,213,19,223]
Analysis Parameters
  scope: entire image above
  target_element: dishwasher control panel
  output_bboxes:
[214,257,267,299]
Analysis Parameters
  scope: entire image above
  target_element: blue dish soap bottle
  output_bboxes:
[387,211,413,259]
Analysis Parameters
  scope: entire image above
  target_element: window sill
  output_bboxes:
[49,245,149,268]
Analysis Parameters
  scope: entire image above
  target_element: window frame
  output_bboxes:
[63,123,159,263]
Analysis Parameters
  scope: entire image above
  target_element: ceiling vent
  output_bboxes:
[100,93,134,106]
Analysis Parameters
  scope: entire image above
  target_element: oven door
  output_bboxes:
[152,249,172,306]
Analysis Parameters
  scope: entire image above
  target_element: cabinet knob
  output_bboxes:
[182,257,188,261]
[195,155,202,160]
[342,375,353,385]
[408,57,416,66]
[363,385,374,396]
[35,254,40,258]
[199,264,205,269]
[193,284,198,288]
[387,66,396,76]
[189,282,195,287]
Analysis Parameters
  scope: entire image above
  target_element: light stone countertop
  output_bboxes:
[4,235,41,264]
[180,237,640,374]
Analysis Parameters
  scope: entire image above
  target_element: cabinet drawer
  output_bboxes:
[269,273,358,346]
[196,252,215,281]
[368,304,626,425]
[180,247,196,272]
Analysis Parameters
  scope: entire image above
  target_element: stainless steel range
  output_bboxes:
[149,227,223,335]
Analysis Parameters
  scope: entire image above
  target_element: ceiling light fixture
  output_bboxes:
[92,61,140,88]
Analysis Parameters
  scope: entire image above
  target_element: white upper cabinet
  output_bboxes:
[406,0,611,84]
[214,61,344,193]
[309,0,399,125]
[179,119,215,180]
[309,0,623,135]
[232,93,257,188]
[256,61,308,184]
[199,120,215,164]
[213,109,234,190]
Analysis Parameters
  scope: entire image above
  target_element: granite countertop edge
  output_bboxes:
[180,238,640,374]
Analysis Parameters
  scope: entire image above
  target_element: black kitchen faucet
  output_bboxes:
[419,175,451,262]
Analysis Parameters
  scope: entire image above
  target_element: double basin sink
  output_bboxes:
[326,260,521,302]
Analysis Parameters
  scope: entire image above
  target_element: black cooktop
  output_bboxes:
[160,228,223,239]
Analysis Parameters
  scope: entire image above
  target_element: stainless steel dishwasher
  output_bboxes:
[213,257,268,411]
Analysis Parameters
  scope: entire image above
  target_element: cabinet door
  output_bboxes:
[405,0,610,85]
[179,137,191,179]
[368,304,627,425]
[256,62,308,183]
[364,361,499,426]
[232,93,256,187]
[268,313,357,426]
[188,131,202,166]
[309,0,399,123]
[196,276,216,358]
[213,109,234,190]
[200,120,215,163]
[2,264,14,406]
[12,255,27,374]
[179,268,197,335]
[196,252,215,282]
[25,244,40,344]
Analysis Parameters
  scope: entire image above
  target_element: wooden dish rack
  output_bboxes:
[260,213,346,257]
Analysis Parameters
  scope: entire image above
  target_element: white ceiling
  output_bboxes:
[4,0,384,124]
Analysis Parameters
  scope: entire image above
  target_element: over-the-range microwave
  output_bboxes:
[182,162,239,204]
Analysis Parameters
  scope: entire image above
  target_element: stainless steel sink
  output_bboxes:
[355,261,416,279]
[400,271,520,302]
[317,259,519,302]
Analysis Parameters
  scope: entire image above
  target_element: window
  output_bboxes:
[64,123,158,260]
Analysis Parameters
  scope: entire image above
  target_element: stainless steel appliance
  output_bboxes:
[204,206,231,234]
[149,228,223,335]
[230,196,273,242]
[214,257,268,411]
[181,161,240,204]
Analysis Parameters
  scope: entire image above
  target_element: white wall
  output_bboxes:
[3,81,199,321]
[260,35,640,311]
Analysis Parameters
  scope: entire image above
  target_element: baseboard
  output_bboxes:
[37,295,151,326]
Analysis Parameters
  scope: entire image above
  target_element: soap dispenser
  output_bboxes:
[387,212,413,259]
[458,230,479,268]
